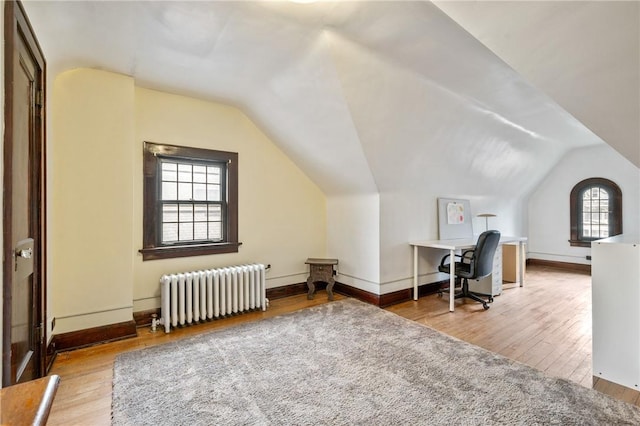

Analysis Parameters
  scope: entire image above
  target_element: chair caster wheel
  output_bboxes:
[488,296,494,303]
[437,291,443,298]
[483,303,490,310]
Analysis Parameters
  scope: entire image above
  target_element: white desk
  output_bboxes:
[410,236,527,312]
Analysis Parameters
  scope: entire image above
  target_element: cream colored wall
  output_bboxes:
[49,68,326,332]
[132,87,326,312]
[51,69,135,334]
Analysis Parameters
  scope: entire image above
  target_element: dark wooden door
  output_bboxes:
[2,0,46,386]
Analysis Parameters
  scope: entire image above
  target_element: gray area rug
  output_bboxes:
[112,299,640,425]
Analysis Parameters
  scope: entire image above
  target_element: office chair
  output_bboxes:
[437,230,501,310]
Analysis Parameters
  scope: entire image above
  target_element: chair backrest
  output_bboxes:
[472,230,501,279]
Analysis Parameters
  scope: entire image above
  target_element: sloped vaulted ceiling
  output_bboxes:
[435,0,640,168]
[23,0,626,199]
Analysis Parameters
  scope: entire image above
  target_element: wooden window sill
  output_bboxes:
[139,242,242,261]
[568,239,593,248]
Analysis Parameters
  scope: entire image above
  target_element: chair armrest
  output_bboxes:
[460,249,475,264]
[439,253,462,268]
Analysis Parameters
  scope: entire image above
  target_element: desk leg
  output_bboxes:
[519,241,526,287]
[413,245,418,301]
[449,248,455,312]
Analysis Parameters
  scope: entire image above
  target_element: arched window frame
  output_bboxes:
[569,177,622,247]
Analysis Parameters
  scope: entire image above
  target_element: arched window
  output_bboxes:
[569,177,622,247]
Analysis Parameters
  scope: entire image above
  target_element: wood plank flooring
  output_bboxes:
[45,265,639,424]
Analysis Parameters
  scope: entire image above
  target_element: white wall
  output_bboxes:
[528,144,640,264]
[379,191,527,294]
[327,194,380,294]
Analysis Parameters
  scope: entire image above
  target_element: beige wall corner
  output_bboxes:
[51,69,135,334]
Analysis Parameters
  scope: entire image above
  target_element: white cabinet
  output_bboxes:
[592,234,640,390]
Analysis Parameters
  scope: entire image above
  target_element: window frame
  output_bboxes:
[140,141,240,261]
[569,177,622,247]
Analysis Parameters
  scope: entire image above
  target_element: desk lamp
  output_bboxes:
[477,213,496,231]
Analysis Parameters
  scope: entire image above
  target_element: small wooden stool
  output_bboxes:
[305,258,338,300]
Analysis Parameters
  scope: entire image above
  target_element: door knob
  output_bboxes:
[17,247,32,259]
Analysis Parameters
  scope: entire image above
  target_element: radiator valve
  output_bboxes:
[150,313,159,333]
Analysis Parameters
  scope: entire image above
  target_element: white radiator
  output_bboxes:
[158,263,267,333]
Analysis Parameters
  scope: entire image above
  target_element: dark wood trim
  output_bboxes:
[3,0,47,386]
[266,282,311,300]
[139,242,242,261]
[527,258,591,274]
[49,321,137,354]
[2,0,15,388]
[133,309,161,328]
[132,280,447,329]
[45,346,57,375]
[570,177,622,247]
[141,141,239,261]
[265,280,447,308]
[379,282,446,308]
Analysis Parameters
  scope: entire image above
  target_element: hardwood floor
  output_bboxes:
[45,265,639,424]
[389,264,640,406]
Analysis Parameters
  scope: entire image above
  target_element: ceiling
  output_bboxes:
[435,0,640,169]
[21,1,637,197]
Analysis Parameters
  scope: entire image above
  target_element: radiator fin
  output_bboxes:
[160,263,267,333]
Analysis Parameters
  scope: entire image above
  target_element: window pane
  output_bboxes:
[209,222,222,240]
[194,204,207,221]
[208,166,221,184]
[599,188,609,200]
[162,162,177,181]
[194,222,208,240]
[209,205,221,221]
[193,165,206,183]
[162,182,177,200]
[179,223,193,241]
[162,223,178,242]
[178,164,192,182]
[179,204,193,222]
[207,184,221,201]
[193,183,206,201]
[178,182,192,200]
[163,204,178,222]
